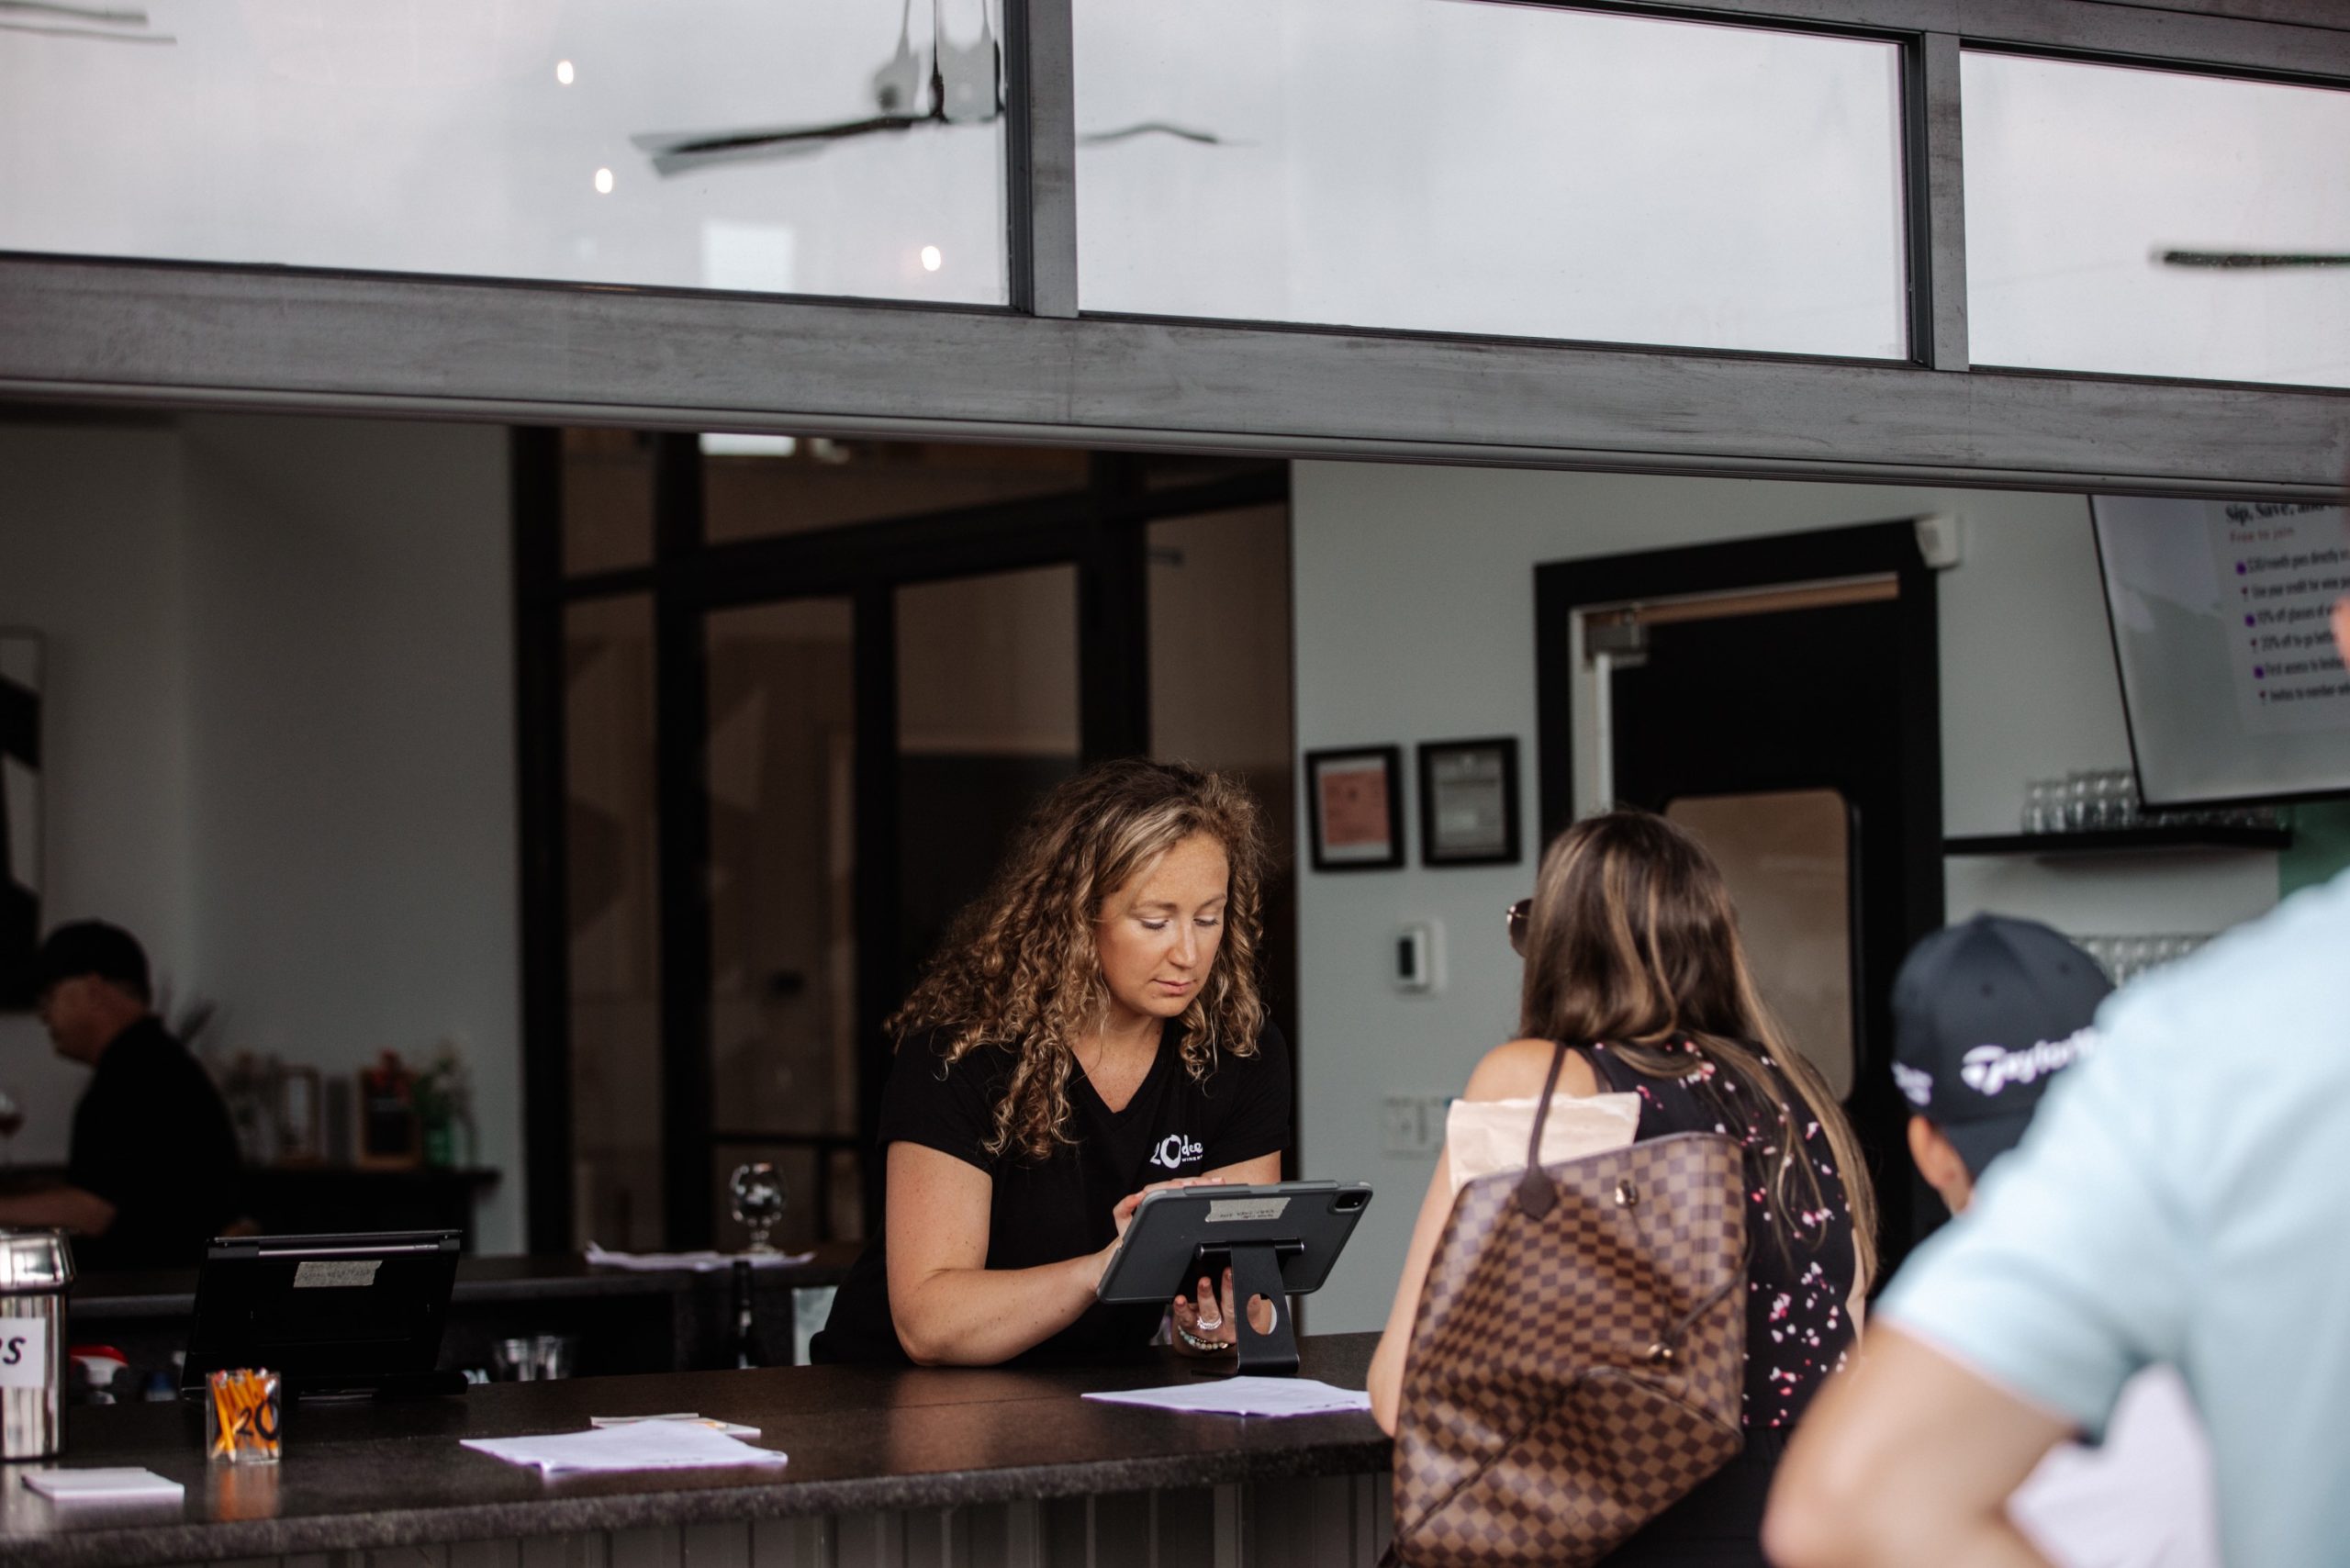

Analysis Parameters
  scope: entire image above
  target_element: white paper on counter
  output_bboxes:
[583,1243,814,1271]
[590,1412,760,1437]
[1082,1378,1373,1417]
[464,1422,789,1473]
[22,1468,185,1505]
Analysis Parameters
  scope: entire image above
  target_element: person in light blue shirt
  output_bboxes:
[1764,860,2350,1568]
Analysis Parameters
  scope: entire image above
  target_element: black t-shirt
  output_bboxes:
[811,1019,1292,1365]
[67,1017,243,1271]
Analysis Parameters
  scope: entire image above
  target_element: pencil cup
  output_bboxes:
[206,1368,281,1463]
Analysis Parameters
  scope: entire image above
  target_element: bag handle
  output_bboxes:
[1512,1040,1574,1219]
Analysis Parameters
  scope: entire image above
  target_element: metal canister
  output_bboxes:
[0,1228,74,1460]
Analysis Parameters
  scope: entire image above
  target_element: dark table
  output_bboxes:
[0,1334,1393,1568]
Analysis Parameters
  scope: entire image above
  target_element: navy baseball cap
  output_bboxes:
[1890,914,2110,1178]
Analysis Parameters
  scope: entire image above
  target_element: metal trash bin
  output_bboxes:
[0,1228,74,1460]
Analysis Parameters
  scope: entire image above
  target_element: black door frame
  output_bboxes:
[514,435,1290,1251]
[1532,519,1945,1268]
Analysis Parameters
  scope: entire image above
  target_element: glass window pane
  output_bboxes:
[565,594,661,1249]
[1964,54,2350,388]
[707,599,860,1250]
[705,439,1090,546]
[0,0,1007,304]
[1075,1,1908,358]
[1665,790,1855,1098]
[563,429,654,577]
[895,567,1080,985]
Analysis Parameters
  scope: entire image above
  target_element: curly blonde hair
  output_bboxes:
[889,758,1271,1163]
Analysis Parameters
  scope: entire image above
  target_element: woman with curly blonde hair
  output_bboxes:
[811,758,1290,1367]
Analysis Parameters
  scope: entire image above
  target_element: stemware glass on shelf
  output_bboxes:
[728,1160,787,1255]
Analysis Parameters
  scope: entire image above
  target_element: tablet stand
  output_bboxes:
[1196,1241,1302,1376]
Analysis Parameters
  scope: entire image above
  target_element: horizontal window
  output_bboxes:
[1964,53,2350,388]
[1074,0,1908,359]
[0,0,1006,304]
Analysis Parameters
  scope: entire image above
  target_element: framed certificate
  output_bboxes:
[1417,737,1521,867]
[1304,745,1404,871]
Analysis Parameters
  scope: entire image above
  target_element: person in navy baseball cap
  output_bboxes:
[1891,913,2111,1194]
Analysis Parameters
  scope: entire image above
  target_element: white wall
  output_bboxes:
[179,414,521,1251]
[0,413,522,1252]
[1290,462,2280,1331]
[0,421,193,1161]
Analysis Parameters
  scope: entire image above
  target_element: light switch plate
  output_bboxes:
[1380,1095,1423,1156]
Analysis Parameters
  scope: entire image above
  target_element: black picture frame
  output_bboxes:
[1417,737,1522,868]
[1304,745,1404,871]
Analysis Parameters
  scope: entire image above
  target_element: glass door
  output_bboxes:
[705,598,861,1254]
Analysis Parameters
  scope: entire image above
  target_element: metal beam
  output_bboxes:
[1555,0,2350,78]
[1908,33,1969,371]
[2,256,2342,496]
[1005,0,1080,319]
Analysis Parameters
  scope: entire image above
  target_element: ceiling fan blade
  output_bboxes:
[2159,249,2350,269]
[0,0,150,21]
[0,17,168,39]
[1080,121,1229,148]
[634,115,925,176]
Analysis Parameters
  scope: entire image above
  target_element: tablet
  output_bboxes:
[184,1229,463,1399]
[1095,1180,1371,1305]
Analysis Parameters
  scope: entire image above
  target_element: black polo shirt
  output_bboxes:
[812,1020,1291,1365]
[66,1017,242,1271]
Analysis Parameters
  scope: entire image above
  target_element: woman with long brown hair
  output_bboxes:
[811,759,1290,1367]
[1368,809,1875,1563]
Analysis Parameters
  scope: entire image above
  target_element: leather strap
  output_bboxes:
[1513,1040,1573,1219]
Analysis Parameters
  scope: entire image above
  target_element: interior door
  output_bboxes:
[1538,522,1945,1273]
[1606,588,1932,1268]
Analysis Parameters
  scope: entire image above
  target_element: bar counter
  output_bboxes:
[2,1334,1393,1568]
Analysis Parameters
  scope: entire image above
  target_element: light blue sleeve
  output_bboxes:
[1880,1038,2192,1440]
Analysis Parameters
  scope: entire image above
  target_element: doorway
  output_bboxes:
[1535,521,1945,1271]
[520,434,1294,1254]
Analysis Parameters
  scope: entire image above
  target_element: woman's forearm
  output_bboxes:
[889,1249,1106,1366]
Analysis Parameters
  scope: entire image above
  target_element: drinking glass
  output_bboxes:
[729,1161,787,1255]
[2065,773,2096,833]
[2105,768,2141,829]
[2021,780,2053,834]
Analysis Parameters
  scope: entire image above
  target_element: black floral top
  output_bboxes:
[1584,1041,1858,1431]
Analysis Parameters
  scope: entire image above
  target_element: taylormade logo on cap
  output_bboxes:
[1955,1027,2098,1098]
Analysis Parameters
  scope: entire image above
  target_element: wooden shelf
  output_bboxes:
[1945,825,2291,857]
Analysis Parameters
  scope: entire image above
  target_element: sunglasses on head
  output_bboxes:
[1505,898,1531,957]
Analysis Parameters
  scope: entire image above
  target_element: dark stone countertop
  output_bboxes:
[0,1334,1390,1568]
[69,1248,865,1319]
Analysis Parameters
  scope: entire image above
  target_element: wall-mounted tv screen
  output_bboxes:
[2093,497,2350,808]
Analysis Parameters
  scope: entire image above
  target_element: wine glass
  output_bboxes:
[0,1087,22,1168]
[728,1161,787,1255]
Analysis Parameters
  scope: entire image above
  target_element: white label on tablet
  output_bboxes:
[294,1259,383,1289]
[1206,1197,1291,1224]
[0,1318,48,1387]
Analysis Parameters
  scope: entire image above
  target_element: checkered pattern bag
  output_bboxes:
[1390,1043,1747,1568]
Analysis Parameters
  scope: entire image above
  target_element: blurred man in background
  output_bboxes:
[0,921,240,1269]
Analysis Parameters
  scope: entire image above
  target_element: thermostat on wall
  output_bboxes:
[1394,923,1440,992]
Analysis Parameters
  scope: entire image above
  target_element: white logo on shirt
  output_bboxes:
[1148,1134,1205,1170]
[1957,1027,2099,1097]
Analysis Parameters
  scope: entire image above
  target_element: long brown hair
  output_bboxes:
[1518,810,1878,1285]
[889,758,1271,1162]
